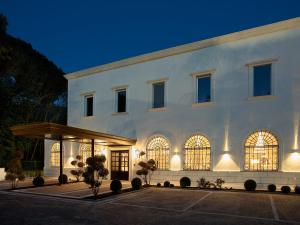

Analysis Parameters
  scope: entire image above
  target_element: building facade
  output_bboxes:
[45,17,300,188]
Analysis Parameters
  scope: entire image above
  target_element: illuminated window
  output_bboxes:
[146,136,170,170]
[184,134,211,170]
[244,130,278,171]
[79,143,105,163]
[51,143,60,167]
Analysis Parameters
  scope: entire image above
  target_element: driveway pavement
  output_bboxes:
[0,187,300,225]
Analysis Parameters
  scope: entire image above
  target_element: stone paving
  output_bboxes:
[1,187,300,225]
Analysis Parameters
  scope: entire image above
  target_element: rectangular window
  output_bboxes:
[85,96,93,116]
[253,64,271,96]
[116,89,126,113]
[197,76,211,103]
[153,82,165,108]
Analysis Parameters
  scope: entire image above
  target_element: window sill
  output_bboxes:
[148,107,167,112]
[82,115,96,120]
[111,112,128,116]
[192,102,215,108]
[247,95,276,101]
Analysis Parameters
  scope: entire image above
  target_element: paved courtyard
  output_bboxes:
[1,187,300,225]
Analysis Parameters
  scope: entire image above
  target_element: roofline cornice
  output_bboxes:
[65,17,300,80]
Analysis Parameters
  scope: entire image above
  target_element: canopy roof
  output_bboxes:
[10,122,136,146]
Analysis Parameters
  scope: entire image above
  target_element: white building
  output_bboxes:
[45,17,300,189]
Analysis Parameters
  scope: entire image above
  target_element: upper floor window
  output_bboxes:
[153,82,165,108]
[116,89,126,113]
[253,64,272,97]
[197,75,211,103]
[85,95,93,117]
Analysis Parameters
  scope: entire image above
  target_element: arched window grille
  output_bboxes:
[51,143,60,167]
[79,142,105,163]
[244,130,279,171]
[184,134,211,170]
[146,136,170,170]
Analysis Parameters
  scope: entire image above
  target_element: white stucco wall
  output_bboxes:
[46,27,300,187]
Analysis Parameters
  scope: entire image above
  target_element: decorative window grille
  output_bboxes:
[184,135,211,170]
[244,130,278,171]
[51,143,60,166]
[146,136,170,170]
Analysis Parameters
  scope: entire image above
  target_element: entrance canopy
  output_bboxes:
[10,122,136,146]
[10,122,136,184]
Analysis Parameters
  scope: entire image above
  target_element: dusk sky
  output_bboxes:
[1,0,300,73]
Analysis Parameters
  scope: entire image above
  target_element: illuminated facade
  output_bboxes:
[44,17,300,188]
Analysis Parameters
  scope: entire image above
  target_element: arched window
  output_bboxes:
[244,130,279,171]
[79,143,105,163]
[146,136,170,170]
[51,143,60,166]
[184,134,211,170]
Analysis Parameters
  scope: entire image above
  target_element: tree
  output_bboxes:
[83,155,109,197]
[136,159,157,185]
[70,155,85,182]
[5,150,25,189]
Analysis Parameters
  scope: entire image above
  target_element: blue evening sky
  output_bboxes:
[1,0,300,73]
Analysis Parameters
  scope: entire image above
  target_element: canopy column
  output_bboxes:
[59,136,63,185]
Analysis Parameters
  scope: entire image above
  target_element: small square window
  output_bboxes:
[85,96,93,116]
[153,82,165,108]
[253,64,271,97]
[116,89,126,113]
[197,76,211,103]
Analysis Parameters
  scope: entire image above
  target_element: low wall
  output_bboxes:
[149,171,300,189]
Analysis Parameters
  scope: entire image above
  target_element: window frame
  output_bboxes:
[147,78,168,112]
[84,94,94,117]
[115,88,127,113]
[152,81,165,109]
[246,58,278,100]
[196,75,212,103]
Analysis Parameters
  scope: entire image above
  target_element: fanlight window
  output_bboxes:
[244,130,279,171]
[51,143,60,166]
[184,135,211,170]
[146,136,170,170]
[79,143,104,163]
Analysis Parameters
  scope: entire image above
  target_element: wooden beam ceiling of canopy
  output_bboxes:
[10,122,136,146]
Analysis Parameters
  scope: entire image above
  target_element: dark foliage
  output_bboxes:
[131,177,142,190]
[33,176,44,186]
[281,186,291,194]
[58,174,68,184]
[0,14,67,167]
[295,185,300,194]
[170,184,174,188]
[268,184,276,192]
[5,150,25,189]
[110,180,122,194]
[244,179,256,191]
[180,177,191,188]
[157,183,161,187]
[164,181,170,187]
[136,159,157,185]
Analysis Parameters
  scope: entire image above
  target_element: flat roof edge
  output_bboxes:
[65,17,300,80]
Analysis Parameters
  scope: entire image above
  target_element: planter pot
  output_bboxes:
[0,168,5,181]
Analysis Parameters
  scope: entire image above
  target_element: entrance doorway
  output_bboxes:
[111,150,129,180]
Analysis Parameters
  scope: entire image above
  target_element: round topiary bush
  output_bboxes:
[295,185,300,194]
[164,181,170,187]
[157,183,161,187]
[131,177,142,190]
[170,184,174,188]
[32,176,44,187]
[268,184,276,192]
[110,179,122,194]
[58,174,68,184]
[244,179,256,191]
[180,177,191,188]
[281,186,291,194]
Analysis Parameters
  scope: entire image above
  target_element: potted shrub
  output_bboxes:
[110,180,122,194]
[131,177,142,190]
[180,177,191,188]
[244,179,256,191]
[281,186,291,194]
[33,176,44,186]
[268,184,276,192]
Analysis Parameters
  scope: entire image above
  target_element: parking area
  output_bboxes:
[1,187,300,225]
